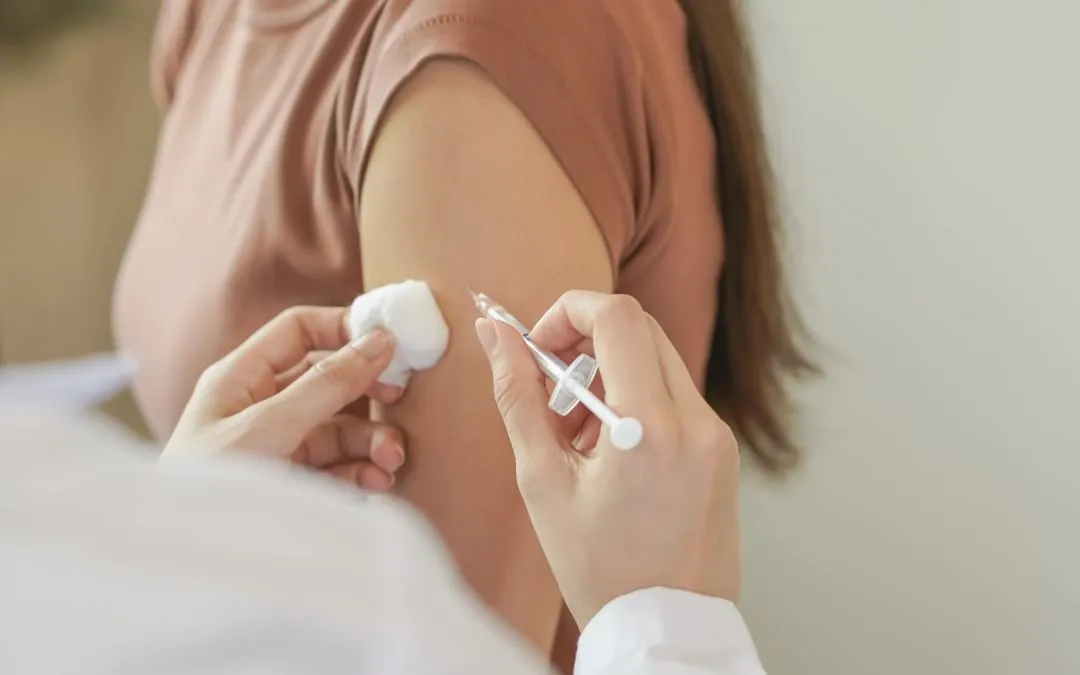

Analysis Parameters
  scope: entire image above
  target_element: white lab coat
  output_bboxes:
[0,408,765,675]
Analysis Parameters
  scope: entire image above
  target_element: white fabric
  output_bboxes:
[577,589,766,675]
[347,280,449,387]
[0,351,135,409]
[0,409,765,675]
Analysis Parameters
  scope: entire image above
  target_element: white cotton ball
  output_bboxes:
[347,280,450,388]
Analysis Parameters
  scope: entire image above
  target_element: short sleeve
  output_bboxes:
[347,0,654,272]
[149,0,200,110]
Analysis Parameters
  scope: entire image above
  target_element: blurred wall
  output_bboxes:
[0,1,158,431]
[741,1,1079,674]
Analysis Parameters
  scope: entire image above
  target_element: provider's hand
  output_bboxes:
[476,292,741,629]
[163,306,407,491]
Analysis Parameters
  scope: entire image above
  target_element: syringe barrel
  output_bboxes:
[523,339,570,381]
[479,304,530,334]
[479,300,570,379]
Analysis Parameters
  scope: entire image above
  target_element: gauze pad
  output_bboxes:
[347,280,450,388]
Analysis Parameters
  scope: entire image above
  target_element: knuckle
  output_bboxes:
[196,358,229,390]
[280,305,307,323]
[695,413,733,447]
[694,417,739,465]
[331,416,352,453]
[712,419,739,454]
[644,313,667,338]
[634,402,676,442]
[301,419,335,455]
[312,355,354,389]
[597,294,643,327]
[300,351,320,369]
[643,409,679,447]
[219,410,259,446]
[556,289,579,306]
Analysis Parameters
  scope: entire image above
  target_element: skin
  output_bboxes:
[164,307,408,491]
[358,59,612,655]
[166,295,742,661]
[480,292,741,627]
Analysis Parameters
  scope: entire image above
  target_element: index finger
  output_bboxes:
[529,291,668,407]
[225,306,351,378]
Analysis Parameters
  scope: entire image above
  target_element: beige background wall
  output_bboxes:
[741,1,1079,674]
[0,1,158,430]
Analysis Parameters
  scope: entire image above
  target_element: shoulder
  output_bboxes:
[350,0,673,267]
[378,0,638,43]
[149,0,228,109]
[368,0,651,94]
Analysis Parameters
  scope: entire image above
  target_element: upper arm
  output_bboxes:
[360,60,615,299]
[358,61,614,647]
[351,1,651,650]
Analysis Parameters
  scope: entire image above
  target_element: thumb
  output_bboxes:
[247,331,394,450]
[476,319,565,477]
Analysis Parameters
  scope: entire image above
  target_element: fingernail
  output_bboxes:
[352,329,392,358]
[387,442,406,472]
[372,429,406,472]
[475,318,497,357]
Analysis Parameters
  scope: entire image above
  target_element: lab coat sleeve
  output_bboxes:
[574,588,767,675]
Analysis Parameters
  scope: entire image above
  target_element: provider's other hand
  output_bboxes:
[476,291,741,629]
[163,306,407,491]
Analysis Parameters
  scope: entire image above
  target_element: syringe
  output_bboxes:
[471,291,643,450]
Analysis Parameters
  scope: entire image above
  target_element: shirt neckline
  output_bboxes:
[241,0,338,31]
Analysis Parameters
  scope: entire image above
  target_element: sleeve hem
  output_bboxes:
[575,587,766,675]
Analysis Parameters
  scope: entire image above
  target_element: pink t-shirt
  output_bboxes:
[115,0,721,442]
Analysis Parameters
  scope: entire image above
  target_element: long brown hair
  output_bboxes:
[677,0,817,474]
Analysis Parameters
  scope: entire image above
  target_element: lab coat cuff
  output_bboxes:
[575,587,764,675]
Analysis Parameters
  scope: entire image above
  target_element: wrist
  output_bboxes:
[577,586,708,631]
[572,581,738,631]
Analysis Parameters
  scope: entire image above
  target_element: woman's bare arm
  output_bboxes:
[358,60,613,652]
